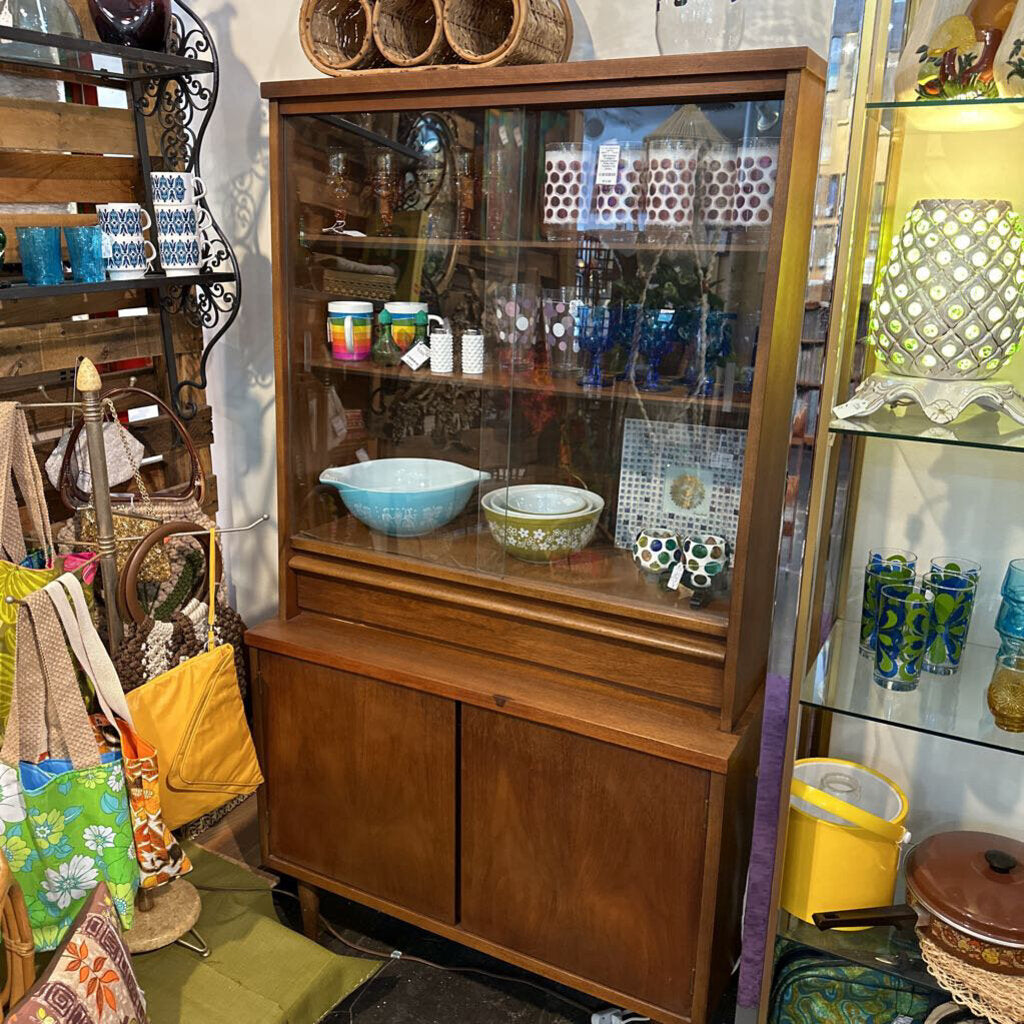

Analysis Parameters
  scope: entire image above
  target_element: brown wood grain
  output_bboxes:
[0,153,138,204]
[257,653,457,923]
[461,708,709,1018]
[0,288,154,328]
[245,613,738,771]
[0,98,143,157]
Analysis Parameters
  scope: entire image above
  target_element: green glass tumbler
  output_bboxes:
[923,568,978,676]
[874,576,932,692]
[860,548,917,654]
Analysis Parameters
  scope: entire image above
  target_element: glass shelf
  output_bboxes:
[0,26,214,84]
[0,272,236,303]
[829,406,1024,453]
[867,95,1024,110]
[778,913,945,993]
[800,618,1024,756]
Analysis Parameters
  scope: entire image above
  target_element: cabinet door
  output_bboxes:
[258,653,456,922]
[461,708,710,1017]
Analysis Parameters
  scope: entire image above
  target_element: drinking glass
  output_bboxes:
[372,151,400,237]
[860,548,917,653]
[324,148,354,235]
[64,225,105,284]
[922,569,977,675]
[576,302,612,388]
[611,303,643,383]
[16,227,63,286]
[639,308,677,392]
[996,558,1024,657]
[541,287,580,378]
[929,556,981,583]
[874,576,932,691]
[491,283,537,375]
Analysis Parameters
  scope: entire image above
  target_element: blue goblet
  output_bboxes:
[612,303,643,382]
[638,308,677,392]
[576,303,612,388]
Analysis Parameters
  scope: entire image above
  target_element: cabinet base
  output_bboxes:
[834,373,1024,426]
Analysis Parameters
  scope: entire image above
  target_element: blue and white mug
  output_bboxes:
[97,202,151,239]
[151,171,205,206]
[155,204,211,237]
[106,237,157,280]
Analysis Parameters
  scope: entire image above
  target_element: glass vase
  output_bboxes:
[87,0,171,50]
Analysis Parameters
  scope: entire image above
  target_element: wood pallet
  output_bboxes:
[0,0,218,531]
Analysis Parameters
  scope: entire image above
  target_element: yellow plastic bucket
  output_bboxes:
[781,757,910,926]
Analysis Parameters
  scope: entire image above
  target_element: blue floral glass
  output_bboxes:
[16,227,63,286]
[923,569,977,676]
[64,225,105,284]
[576,303,612,388]
[638,308,678,391]
[874,576,932,691]
[996,558,1024,657]
[860,548,917,653]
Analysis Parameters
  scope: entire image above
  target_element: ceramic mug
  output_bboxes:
[151,171,206,206]
[384,301,443,351]
[157,232,204,276]
[327,300,373,361]
[97,202,151,239]
[155,204,210,237]
[15,227,63,286]
[106,237,157,279]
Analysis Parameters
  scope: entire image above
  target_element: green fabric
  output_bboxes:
[133,843,381,1024]
[0,758,139,950]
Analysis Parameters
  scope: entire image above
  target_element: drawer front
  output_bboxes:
[257,652,456,923]
[461,708,710,1017]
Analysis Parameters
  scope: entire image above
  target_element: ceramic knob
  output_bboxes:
[632,529,681,575]
[683,533,730,589]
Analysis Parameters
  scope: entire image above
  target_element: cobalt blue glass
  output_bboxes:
[576,303,612,388]
[638,308,677,392]
[612,303,643,382]
[16,227,63,287]
[64,225,106,284]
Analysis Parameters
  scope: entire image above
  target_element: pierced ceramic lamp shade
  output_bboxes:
[869,199,1024,380]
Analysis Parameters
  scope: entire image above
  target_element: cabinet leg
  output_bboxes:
[297,881,320,940]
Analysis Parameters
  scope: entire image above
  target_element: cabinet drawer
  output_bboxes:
[256,653,456,923]
[460,708,710,1017]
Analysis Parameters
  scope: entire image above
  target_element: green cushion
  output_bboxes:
[132,842,380,1023]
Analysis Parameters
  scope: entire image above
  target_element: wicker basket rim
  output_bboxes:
[443,0,524,64]
[372,0,447,67]
[300,0,375,75]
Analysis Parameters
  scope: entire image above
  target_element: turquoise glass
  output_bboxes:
[64,225,106,284]
[996,558,1024,656]
[16,227,63,287]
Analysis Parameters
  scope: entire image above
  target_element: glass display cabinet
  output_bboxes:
[748,0,1024,1018]
[250,51,825,1024]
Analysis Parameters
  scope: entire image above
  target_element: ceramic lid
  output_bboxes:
[907,831,1024,947]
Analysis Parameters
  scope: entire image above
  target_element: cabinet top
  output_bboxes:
[260,48,826,102]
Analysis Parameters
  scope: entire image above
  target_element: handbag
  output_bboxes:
[0,404,60,741]
[124,530,262,830]
[6,882,150,1024]
[0,590,139,951]
[45,574,192,890]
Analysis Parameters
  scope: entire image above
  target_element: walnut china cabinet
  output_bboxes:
[248,51,825,1024]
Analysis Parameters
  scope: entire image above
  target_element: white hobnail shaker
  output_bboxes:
[462,331,485,375]
[430,331,454,374]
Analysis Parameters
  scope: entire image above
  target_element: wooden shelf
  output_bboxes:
[0,271,235,303]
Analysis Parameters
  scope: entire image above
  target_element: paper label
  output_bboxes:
[498,125,510,146]
[667,562,687,592]
[401,342,431,370]
[512,125,523,146]
[356,448,370,463]
[595,144,622,186]
[890,1017,914,1024]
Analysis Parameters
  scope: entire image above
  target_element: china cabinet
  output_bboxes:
[248,50,826,1024]
[744,0,1024,1018]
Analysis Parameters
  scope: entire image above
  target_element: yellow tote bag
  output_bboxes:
[124,530,262,829]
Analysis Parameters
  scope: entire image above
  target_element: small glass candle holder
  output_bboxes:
[874,576,933,692]
[860,549,918,654]
[922,569,978,675]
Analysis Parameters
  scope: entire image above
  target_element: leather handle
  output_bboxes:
[58,386,206,511]
[813,905,920,931]
[117,520,222,625]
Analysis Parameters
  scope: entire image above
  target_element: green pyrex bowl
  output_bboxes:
[482,501,603,563]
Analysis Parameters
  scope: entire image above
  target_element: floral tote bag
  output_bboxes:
[0,591,139,950]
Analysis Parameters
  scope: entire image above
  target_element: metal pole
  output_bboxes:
[75,359,122,652]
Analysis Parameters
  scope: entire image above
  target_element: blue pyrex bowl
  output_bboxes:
[320,458,490,537]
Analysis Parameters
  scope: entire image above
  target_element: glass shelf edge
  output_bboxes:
[866,96,1024,109]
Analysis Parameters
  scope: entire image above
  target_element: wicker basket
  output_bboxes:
[443,0,572,66]
[299,0,382,74]
[373,0,455,67]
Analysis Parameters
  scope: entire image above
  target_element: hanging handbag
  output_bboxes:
[0,404,60,741]
[45,574,192,890]
[124,530,262,830]
[0,590,139,951]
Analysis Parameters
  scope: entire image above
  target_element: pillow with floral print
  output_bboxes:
[7,882,148,1024]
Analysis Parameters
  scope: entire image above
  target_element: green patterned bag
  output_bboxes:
[769,938,946,1024]
[0,590,139,950]
[0,404,59,739]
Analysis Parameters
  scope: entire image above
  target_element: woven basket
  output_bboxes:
[373,0,455,67]
[299,0,382,74]
[443,0,572,66]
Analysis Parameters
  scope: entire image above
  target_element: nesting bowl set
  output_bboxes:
[481,485,604,563]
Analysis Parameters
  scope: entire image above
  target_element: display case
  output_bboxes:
[249,51,825,1024]
[748,0,1024,1018]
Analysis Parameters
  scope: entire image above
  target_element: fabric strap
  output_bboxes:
[0,405,54,566]
[208,527,216,653]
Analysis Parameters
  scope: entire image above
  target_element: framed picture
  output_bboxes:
[614,418,746,550]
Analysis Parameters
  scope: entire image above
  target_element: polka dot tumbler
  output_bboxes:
[542,288,581,377]
[593,147,645,234]
[490,282,537,374]
[736,142,779,227]
[543,143,585,240]
[645,140,698,232]
[700,145,739,228]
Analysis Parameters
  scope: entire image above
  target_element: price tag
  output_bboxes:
[401,342,431,370]
[667,562,687,592]
[498,124,510,146]
[890,1017,914,1024]
[595,144,622,186]
[356,448,370,463]
[512,125,523,146]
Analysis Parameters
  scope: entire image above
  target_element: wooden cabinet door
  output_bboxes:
[461,708,710,1018]
[257,653,456,923]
